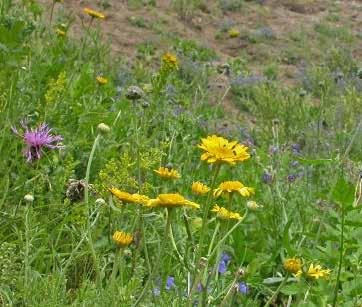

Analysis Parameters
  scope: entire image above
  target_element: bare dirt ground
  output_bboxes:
[39,0,362,116]
[42,0,362,60]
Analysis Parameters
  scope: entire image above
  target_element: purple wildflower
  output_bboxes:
[12,121,64,162]
[166,276,176,290]
[291,143,301,155]
[287,174,297,183]
[262,172,273,184]
[290,160,299,167]
[218,252,231,274]
[197,282,203,292]
[238,282,248,294]
[269,146,279,154]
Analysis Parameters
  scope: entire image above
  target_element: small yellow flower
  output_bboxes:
[283,258,302,274]
[228,28,240,38]
[154,167,181,180]
[162,53,178,70]
[56,29,66,36]
[83,7,105,20]
[211,205,242,221]
[198,135,250,165]
[147,193,199,209]
[306,263,331,279]
[109,188,149,206]
[191,181,210,195]
[96,76,108,85]
[112,231,133,247]
[246,200,263,210]
[214,181,255,198]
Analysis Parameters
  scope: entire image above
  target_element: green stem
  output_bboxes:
[111,247,123,288]
[84,133,101,287]
[132,208,172,307]
[196,163,221,262]
[264,273,289,307]
[332,202,345,307]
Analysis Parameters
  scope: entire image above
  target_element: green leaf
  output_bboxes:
[331,176,355,206]
[296,157,334,165]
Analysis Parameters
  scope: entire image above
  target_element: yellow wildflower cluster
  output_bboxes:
[296,263,331,280]
[109,187,149,206]
[284,258,302,274]
[96,76,108,85]
[45,71,67,104]
[83,8,105,20]
[154,166,181,180]
[211,205,242,221]
[191,181,210,195]
[112,231,133,247]
[214,181,254,198]
[162,53,178,70]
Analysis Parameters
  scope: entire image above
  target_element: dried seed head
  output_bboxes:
[125,85,144,100]
[95,198,106,205]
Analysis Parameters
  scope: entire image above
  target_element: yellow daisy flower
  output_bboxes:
[109,188,149,206]
[162,53,178,70]
[83,7,105,20]
[191,181,210,195]
[96,76,108,85]
[56,29,66,36]
[211,205,242,221]
[147,193,200,209]
[154,167,181,180]
[283,258,302,274]
[306,263,331,279]
[228,28,240,38]
[213,181,255,198]
[112,231,133,247]
[198,135,250,165]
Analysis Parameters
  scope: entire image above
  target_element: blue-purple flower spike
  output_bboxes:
[165,276,176,290]
[12,121,64,162]
[238,282,248,295]
[218,252,232,274]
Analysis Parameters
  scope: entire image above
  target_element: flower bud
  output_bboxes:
[97,123,110,135]
[247,201,262,210]
[125,85,144,100]
[95,198,106,205]
[24,194,34,203]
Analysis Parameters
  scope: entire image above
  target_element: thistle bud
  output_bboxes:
[97,123,110,135]
[24,194,34,203]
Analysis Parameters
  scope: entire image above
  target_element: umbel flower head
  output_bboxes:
[191,181,210,195]
[147,193,200,209]
[96,76,108,85]
[12,121,64,162]
[214,181,254,198]
[283,258,302,274]
[109,188,150,206]
[154,167,181,180]
[211,205,242,221]
[198,135,250,165]
[112,231,133,247]
[83,7,105,19]
[296,263,331,280]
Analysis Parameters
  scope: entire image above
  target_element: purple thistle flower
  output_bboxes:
[238,282,248,295]
[165,276,176,290]
[218,252,231,274]
[12,121,64,162]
